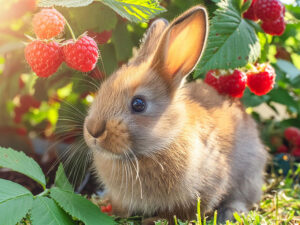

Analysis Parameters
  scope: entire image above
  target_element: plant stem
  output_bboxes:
[37,188,50,197]
[65,19,76,42]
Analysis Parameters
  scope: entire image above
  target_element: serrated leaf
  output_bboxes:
[0,147,46,189]
[50,187,115,225]
[38,0,94,7]
[31,196,73,225]
[194,0,260,77]
[55,163,73,192]
[99,0,166,23]
[0,179,33,225]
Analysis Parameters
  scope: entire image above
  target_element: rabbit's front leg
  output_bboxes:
[217,201,248,223]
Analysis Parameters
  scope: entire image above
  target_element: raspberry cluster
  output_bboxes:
[243,0,286,36]
[273,127,300,157]
[101,204,112,214]
[25,9,99,77]
[204,63,276,98]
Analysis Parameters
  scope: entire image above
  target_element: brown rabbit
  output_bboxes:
[84,6,267,224]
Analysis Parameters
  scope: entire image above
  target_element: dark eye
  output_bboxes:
[131,96,147,113]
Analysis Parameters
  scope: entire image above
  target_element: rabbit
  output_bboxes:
[83,5,267,224]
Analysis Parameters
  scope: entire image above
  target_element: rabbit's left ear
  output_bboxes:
[151,6,208,89]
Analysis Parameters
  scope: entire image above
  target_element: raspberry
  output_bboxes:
[25,40,63,77]
[14,107,26,124]
[277,145,288,153]
[11,0,36,19]
[261,16,285,36]
[247,63,276,96]
[105,204,112,213]
[63,35,99,72]
[90,67,105,80]
[204,70,221,92]
[254,0,284,22]
[87,30,112,45]
[16,127,27,136]
[33,9,65,39]
[243,0,258,21]
[101,206,107,213]
[284,127,300,146]
[218,70,247,98]
[20,95,41,109]
[292,147,300,157]
[275,46,291,61]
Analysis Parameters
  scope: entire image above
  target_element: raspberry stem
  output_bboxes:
[65,19,77,41]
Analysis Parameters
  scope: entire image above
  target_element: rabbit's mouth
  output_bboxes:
[83,117,132,157]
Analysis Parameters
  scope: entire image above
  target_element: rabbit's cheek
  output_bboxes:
[97,119,132,155]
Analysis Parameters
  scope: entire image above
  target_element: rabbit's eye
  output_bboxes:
[131,96,146,113]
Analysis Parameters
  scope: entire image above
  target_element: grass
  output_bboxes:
[19,163,300,225]
[120,163,300,225]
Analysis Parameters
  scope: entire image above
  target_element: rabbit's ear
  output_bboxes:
[130,19,169,65]
[151,6,208,89]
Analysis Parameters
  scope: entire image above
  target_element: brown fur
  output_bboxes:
[83,6,267,224]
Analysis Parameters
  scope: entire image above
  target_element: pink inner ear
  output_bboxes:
[164,11,207,78]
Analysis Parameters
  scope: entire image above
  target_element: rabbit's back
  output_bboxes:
[183,80,267,217]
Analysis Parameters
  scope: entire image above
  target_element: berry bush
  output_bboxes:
[0,0,299,224]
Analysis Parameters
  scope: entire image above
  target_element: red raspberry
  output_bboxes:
[247,63,276,96]
[284,127,300,146]
[87,30,112,45]
[14,107,24,124]
[204,70,221,92]
[33,9,65,39]
[277,145,288,154]
[101,206,107,213]
[90,67,105,80]
[292,147,300,157]
[261,16,285,36]
[16,127,27,136]
[11,0,36,19]
[254,0,284,22]
[20,95,41,109]
[218,70,247,98]
[25,40,63,77]
[275,46,291,61]
[63,35,99,72]
[243,0,258,21]
[105,204,112,213]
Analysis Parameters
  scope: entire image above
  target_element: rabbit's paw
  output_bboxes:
[217,201,248,224]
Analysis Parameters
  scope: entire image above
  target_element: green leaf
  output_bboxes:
[99,0,166,23]
[0,179,33,225]
[242,89,270,107]
[55,163,73,192]
[99,43,118,75]
[112,21,134,61]
[268,88,299,113]
[276,59,300,81]
[0,147,46,189]
[38,0,93,7]
[194,0,260,77]
[31,197,73,225]
[50,187,115,225]
[66,3,117,35]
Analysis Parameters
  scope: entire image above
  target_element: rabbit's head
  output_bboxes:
[84,6,208,158]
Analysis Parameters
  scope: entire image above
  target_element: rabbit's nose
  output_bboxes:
[86,118,106,138]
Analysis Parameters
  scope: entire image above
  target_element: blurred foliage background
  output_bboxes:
[0,0,299,181]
